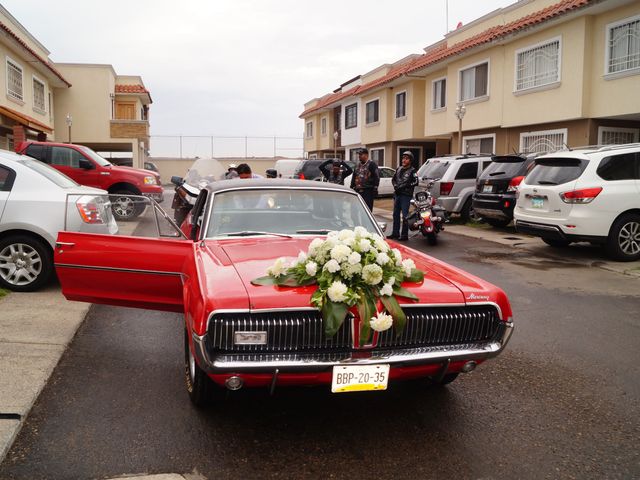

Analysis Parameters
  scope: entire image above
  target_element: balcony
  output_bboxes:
[110,119,149,139]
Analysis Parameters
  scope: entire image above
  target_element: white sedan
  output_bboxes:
[0,150,117,291]
[345,166,395,197]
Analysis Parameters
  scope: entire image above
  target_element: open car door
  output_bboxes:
[55,195,193,313]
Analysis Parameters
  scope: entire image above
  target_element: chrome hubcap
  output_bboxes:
[113,196,134,218]
[189,344,196,381]
[619,221,640,256]
[0,243,42,286]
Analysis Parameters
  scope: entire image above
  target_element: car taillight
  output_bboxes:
[76,196,108,224]
[507,176,524,192]
[440,182,454,196]
[560,187,603,204]
[298,173,305,180]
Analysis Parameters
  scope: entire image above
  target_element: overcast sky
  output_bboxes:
[5,0,515,156]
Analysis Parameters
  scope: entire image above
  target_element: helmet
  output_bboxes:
[401,151,414,159]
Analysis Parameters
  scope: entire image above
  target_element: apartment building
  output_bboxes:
[53,64,152,168]
[0,6,70,150]
[301,0,640,166]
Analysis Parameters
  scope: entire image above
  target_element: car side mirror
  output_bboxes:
[171,176,184,186]
[79,159,94,170]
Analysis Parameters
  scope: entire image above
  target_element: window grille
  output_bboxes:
[460,63,488,101]
[433,79,446,109]
[608,18,640,73]
[520,129,566,154]
[33,78,45,112]
[7,59,23,101]
[464,137,494,154]
[321,117,327,136]
[305,122,313,138]
[599,127,639,145]
[516,40,560,90]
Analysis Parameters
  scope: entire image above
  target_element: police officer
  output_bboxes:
[388,151,418,241]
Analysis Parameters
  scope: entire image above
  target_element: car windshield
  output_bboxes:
[206,188,379,237]
[18,157,79,188]
[417,160,449,179]
[184,158,226,188]
[480,158,526,179]
[526,158,588,186]
[77,146,112,167]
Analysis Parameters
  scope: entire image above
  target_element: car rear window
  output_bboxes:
[525,157,588,186]
[417,160,449,179]
[480,157,526,179]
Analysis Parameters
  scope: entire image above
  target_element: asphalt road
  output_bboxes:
[1,231,639,480]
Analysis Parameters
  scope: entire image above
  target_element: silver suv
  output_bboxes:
[416,155,492,221]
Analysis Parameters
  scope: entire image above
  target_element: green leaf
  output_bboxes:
[251,276,277,286]
[357,294,376,346]
[310,289,324,308]
[393,286,419,301]
[380,295,407,337]
[404,268,424,283]
[322,301,348,338]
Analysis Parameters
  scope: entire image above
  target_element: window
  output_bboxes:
[463,134,495,154]
[520,128,567,154]
[349,149,360,162]
[515,38,560,91]
[25,144,46,162]
[0,165,16,192]
[455,162,479,180]
[371,148,384,166]
[606,16,640,74]
[598,126,640,145]
[321,117,327,136]
[459,61,488,101]
[6,134,14,152]
[305,121,313,138]
[308,153,317,159]
[50,146,86,168]
[597,153,640,180]
[395,92,406,118]
[6,57,23,101]
[365,99,379,124]
[345,103,357,129]
[527,158,588,186]
[33,77,46,112]
[432,78,446,110]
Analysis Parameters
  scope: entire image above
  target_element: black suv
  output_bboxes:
[473,154,537,227]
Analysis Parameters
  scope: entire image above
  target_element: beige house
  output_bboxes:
[301,0,640,164]
[53,64,152,168]
[0,6,70,150]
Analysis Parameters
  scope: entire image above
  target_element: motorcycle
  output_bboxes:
[407,179,447,245]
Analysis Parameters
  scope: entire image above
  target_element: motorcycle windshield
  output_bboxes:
[183,158,226,189]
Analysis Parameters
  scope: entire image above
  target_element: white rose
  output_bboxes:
[362,264,383,285]
[370,311,393,332]
[308,238,324,256]
[402,258,416,276]
[348,251,361,265]
[324,259,341,273]
[330,244,352,263]
[305,261,318,276]
[376,252,390,266]
[374,237,390,253]
[342,236,355,247]
[338,229,355,241]
[388,277,395,286]
[327,230,339,238]
[267,257,288,277]
[391,248,403,266]
[327,281,348,303]
[298,251,307,263]
[354,226,369,238]
[358,239,371,253]
[380,283,393,297]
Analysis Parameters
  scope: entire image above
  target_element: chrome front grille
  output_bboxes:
[376,305,500,348]
[208,310,352,352]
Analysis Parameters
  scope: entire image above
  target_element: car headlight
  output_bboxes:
[144,176,157,185]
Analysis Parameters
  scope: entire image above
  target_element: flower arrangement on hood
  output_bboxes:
[251,227,424,346]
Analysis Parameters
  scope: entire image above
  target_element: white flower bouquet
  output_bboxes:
[252,227,424,346]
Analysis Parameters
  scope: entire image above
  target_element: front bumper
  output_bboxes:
[143,191,164,203]
[191,320,513,374]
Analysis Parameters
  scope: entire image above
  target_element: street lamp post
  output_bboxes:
[454,104,466,154]
[333,130,339,158]
[65,114,73,143]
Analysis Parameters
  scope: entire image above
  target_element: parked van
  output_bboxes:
[274,159,303,178]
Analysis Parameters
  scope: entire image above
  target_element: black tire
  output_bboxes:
[184,329,217,408]
[542,238,571,248]
[459,198,474,223]
[426,232,438,245]
[430,373,459,386]
[606,213,640,262]
[111,190,146,221]
[486,218,511,228]
[0,234,53,292]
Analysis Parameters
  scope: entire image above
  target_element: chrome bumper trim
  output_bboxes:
[192,321,513,373]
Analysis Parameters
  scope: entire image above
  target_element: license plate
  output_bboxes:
[331,364,390,393]
[531,197,544,208]
[482,184,493,193]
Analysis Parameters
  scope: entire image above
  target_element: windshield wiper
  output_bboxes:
[223,231,293,238]
[489,171,506,176]
[296,229,331,234]
[537,180,559,185]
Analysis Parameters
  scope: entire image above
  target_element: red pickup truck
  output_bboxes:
[17,141,163,220]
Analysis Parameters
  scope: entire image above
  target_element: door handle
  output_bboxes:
[55,241,75,248]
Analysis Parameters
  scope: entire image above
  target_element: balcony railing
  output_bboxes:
[110,119,149,139]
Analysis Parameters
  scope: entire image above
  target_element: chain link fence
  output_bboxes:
[150,135,303,159]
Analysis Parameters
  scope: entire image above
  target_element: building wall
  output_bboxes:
[303,113,320,154]
[424,69,450,137]
[361,90,389,145]
[53,64,114,142]
[390,80,426,141]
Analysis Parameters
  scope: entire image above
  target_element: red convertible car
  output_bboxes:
[54,180,513,406]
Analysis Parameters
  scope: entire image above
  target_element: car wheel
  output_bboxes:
[111,190,145,221]
[426,232,438,245]
[542,238,571,248]
[0,235,52,292]
[184,329,217,407]
[606,213,640,262]
[486,218,511,228]
[459,198,475,223]
[430,373,459,386]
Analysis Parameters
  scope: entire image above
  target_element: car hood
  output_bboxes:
[108,164,157,178]
[199,237,504,314]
